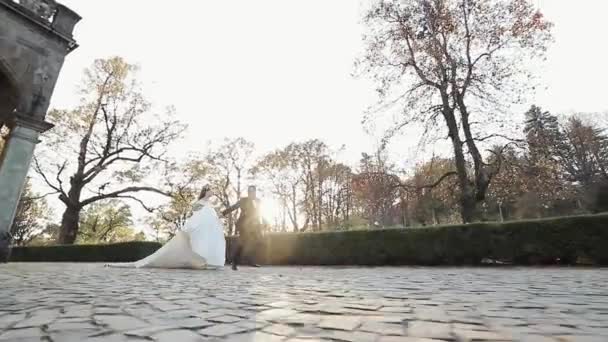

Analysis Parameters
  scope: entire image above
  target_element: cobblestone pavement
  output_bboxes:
[0,264,607,342]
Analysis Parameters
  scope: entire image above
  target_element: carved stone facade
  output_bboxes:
[0,0,80,261]
[18,0,57,21]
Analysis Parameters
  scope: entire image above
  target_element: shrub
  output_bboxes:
[9,241,161,262]
[592,181,608,213]
[11,214,608,266]
[230,214,608,266]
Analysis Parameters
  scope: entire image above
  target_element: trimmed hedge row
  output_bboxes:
[235,214,608,266]
[9,214,608,265]
[9,241,161,262]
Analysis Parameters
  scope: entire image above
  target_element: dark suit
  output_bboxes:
[222,197,262,267]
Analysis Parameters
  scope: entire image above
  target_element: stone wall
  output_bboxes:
[0,0,77,120]
[0,0,79,262]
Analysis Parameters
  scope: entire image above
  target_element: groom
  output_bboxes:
[222,185,262,270]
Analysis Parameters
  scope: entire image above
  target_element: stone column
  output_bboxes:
[0,116,51,262]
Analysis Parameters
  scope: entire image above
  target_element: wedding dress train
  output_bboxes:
[107,199,226,269]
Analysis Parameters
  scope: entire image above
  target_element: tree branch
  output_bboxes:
[114,195,157,213]
[81,186,170,207]
[462,133,525,145]
[33,157,67,198]
[403,30,441,89]
[78,73,114,175]
[21,191,58,201]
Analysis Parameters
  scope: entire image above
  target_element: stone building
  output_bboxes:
[0,0,80,261]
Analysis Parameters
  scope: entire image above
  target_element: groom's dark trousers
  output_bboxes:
[231,225,260,268]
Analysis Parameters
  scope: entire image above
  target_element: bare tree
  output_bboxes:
[357,0,552,222]
[78,201,140,244]
[204,137,255,234]
[560,116,608,187]
[34,57,185,244]
[10,178,52,246]
[252,147,304,231]
[352,149,401,227]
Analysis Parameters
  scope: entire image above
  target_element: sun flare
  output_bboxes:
[259,196,283,225]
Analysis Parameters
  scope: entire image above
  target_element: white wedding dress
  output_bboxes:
[107,199,226,269]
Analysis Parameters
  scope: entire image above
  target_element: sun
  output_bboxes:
[259,196,283,224]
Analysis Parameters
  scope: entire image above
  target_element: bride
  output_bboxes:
[107,185,226,269]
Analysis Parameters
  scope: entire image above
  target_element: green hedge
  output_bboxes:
[231,214,608,266]
[9,241,161,262]
[10,214,608,265]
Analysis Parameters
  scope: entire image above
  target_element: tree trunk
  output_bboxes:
[58,205,80,244]
[290,185,299,232]
[498,202,504,222]
[227,214,234,236]
[441,93,476,223]
[456,94,491,202]
[281,200,287,232]
[317,176,323,231]
[400,193,410,227]
[460,193,476,223]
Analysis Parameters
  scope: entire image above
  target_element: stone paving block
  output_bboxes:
[378,337,450,342]
[54,317,91,324]
[235,319,271,330]
[94,315,149,331]
[320,329,378,342]
[257,309,298,321]
[519,335,557,342]
[406,321,453,340]
[13,309,58,328]
[366,314,410,324]
[452,323,488,331]
[555,336,608,342]
[214,308,255,318]
[0,327,43,340]
[314,304,352,315]
[193,312,226,320]
[61,308,93,318]
[226,331,287,341]
[275,313,321,326]
[162,309,199,319]
[176,318,214,329]
[268,301,292,308]
[318,316,362,331]
[153,329,209,342]
[263,323,297,336]
[450,314,481,323]
[124,325,181,338]
[487,317,529,327]
[208,315,242,324]
[344,302,383,311]
[416,308,453,322]
[0,313,26,329]
[86,333,139,342]
[198,323,250,337]
[47,331,106,342]
[533,324,581,335]
[94,307,124,315]
[150,302,183,312]
[292,326,326,339]
[359,321,406,336]
[380,306,414,313]
[453,328,512,341]
[47,321,99,331]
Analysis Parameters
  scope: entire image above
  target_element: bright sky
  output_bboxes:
[44,0,608,229]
